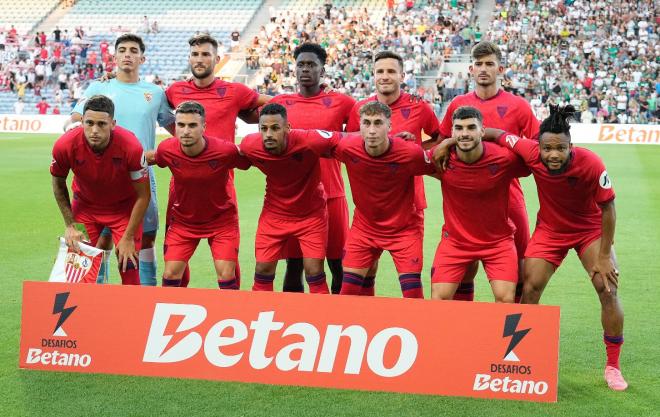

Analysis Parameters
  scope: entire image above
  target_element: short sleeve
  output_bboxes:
[154,141,168,168]
[345,102,361,132]
[421,102,441,139]
[235,83,259,110]
[50,138,71,178]
[304,129,343,156]
[590,157,615,205]
[496,132,538,165]
[407,143,437,176]
[438,99,456,138]
[126,138,149,182]
[156,90,175,127]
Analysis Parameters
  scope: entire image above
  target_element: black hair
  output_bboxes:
[115,34,146,53]
[452,106,483,124]
[175,101,205,121]
[260,103,287,120]
[471,41,502,63]
[294,42,327,65]
[83,95,114,118]
[188,33,218,51]
[539,104,576,139]
[374,50,404,70]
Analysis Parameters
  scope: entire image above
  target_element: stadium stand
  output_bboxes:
[487,0,659,124]
[0,0,61,34]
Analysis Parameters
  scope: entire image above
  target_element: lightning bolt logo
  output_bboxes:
[53,292,77,337]
[503,313,530,362]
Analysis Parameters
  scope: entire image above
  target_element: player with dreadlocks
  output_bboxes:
[453,104,626,391]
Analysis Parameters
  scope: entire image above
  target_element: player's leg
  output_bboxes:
[302,257,329,294]
[452,261,479,301]
[483,238,518,303]
[162,224,199,287]
[297,211,330,294]
[106,214,142,285]
[520,258,556,304]
[489,280,516,303]
[209,226,240,290]
[253,213,286,292]
[509,204,531,303]
[341,228,380,296]
[139,173,159,286]
[578,237,627,391]
[167,178,191,287]
[430,238,470,300]
[253,261,278,291]
[282,238,304,293]
[520,228,567,304]
[326,196,350,294]
[390,235,424,298]
[95,229,113,283]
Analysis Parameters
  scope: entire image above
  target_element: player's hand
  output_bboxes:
[96,72,116,83]
[116,236,138,273]
[64,225,84,251]
[431,139,454,171]
[394,131,416,142]
[590,256,619,293]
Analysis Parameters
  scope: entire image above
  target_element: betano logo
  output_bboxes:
[143,303,419,377]
[52,292,77,337]
[503,313,530,362]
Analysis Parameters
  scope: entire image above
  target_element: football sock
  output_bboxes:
[138,248,157,286]
[604,334,623,369]
[96,250,112,283]
[399,273,423,298]
[360,275,376,296]
[162,277,182,287]
[453,282,475,301]
[282,258,304,292]
[218,277,239,290]
[328,258,343,294]
[119,258,140,285]
[340,271,365,295]
[252,273,275,291]
[306,272,329,294]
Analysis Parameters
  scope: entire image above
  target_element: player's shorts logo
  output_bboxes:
[52,292,77,337]
[315,130,333,139]
[503,313,530,362]
[599,170,612,189]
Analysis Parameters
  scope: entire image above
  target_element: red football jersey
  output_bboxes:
[346,92,440,211]
[497,133,615,234]
[334,135,436,237]
[436,141,529,247]
[155,136,250,233]
[166,79,259,142]
[50,126,148,212]
[439,89,540,209]
[270,91,355,198]
[239,129,342,218]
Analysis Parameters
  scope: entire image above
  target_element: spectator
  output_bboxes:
[36,97,50,114]
[13,97,24,114]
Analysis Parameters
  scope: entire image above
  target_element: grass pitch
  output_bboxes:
[1,133,658,416]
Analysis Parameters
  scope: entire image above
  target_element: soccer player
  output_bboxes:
[345,51,441,294]
[165,33,271,288]
[68,34,175,286]
[239,103,343,294]
[268,43,356,294]
[145,101,250,289]
[481,105,627,391]
[429,106,529,302]
[51,95,150,285]
[336,101,437,298]
[437,41,540,302]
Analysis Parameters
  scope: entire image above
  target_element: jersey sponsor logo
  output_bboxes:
[143,304,419,378]
[50,158,57,168]
[401,107,411,119]
[216,87,227,97]
[144,92,153,102]
[505,135,519,148]
[322,97,332,108]
[316,129,333,139]
[487,163,500,175]
[497,106,509,119]
[599,170,612,189]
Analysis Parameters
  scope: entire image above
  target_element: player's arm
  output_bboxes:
[64,112,82,132]
[238,94,272,124]
[144,150,157,166]
[591,200,618,292]
[489,130,539,166]
[420,102,441,149]
[430,138,456,171]
[117,179,150,272]
[52,176,85,250]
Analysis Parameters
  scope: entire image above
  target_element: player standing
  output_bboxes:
[51,95,150,284]
[68,34,175,286]
[336,102,437,298]
[145,101,250,289]
[239,103,343,294]
[269,43,356,294]
[165,33,271,287]
[482,105,627,391]
[437,41,540,302]
[430,106,529,302]
[345,51,441,294]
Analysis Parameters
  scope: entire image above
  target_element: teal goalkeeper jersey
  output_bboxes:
[72,79,174,151]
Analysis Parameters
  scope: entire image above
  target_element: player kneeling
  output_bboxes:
[146,101,250,289]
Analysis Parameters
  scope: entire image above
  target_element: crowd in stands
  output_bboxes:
[489,0,659,124]
[245,0,477,100]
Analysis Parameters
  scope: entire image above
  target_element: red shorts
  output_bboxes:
[284,196,349,259]
[525,226,601,267]
[255,210,328,262]
[509,204,530,258]
[73,208,142,251]
[343,228,423,273]
[431,237,518,284]
[164,222,239,262]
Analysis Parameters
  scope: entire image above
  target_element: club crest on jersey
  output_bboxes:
[497,106,508,119]
[112,157,122,167]
[144,92,153,102]
[567,176,578,187]
[599,170,612,189]
[208,159,219,169]
[388,162,400,174]
[401,107,411,119]
[292,152,304,162]
[285,99,295,106]
[171,158,180,168]
[315,130,333,139]
[216,87,227,97]
[322,97,332,108]
[487,163,500,175]
[75,159,85,166]
[182,87,191,94]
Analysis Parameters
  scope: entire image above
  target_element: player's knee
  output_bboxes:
[521,282,542,304]
[255,262,276,276]
[495,293,515,303]
[141,233,156,248]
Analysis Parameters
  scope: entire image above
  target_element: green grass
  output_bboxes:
[1,133,659,416]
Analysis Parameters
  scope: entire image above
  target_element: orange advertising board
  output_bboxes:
[19,281,560,402]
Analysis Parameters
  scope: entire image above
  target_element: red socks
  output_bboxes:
[604,334,623,369]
